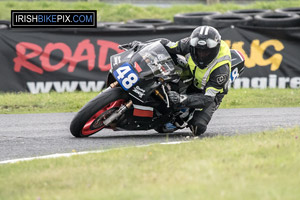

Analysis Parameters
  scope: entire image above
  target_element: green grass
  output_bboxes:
[0,91,98,114]
[0,89,299,114]
[220,88,300,108]
[0,127,299,200]
[1,0,300,22]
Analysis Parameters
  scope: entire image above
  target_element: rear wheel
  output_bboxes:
[70,87,129,137]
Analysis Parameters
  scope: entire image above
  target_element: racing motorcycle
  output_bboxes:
[70,40,245,137]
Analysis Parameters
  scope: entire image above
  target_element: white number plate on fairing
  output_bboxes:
[113,63,139,91]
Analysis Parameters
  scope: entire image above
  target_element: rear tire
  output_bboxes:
[70,87,129,137]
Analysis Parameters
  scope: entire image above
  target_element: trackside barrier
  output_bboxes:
[0,23,300,93]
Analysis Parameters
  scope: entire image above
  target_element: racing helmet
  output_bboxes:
[189,26,221,69]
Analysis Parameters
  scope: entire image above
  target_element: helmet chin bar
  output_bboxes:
[197,61,207,69]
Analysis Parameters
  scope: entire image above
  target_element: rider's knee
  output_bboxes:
[188,111,210,136]
[189,123,207,136]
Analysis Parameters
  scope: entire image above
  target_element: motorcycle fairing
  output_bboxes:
[132,104,154,118]
[116,103,174,131]
[111,42,177,103]
[230,49,245,82]
[113,62,139,91]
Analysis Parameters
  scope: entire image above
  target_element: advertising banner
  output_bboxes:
[221,26,300,89]
[0,26,299,93]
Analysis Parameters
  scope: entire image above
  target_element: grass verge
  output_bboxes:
[0,89,299,114]
[0,91,96,114]
[219,88,300,109]
[0,127,299,200]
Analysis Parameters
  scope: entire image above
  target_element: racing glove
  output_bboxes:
[168,91,215,108]
[167,91,188,105]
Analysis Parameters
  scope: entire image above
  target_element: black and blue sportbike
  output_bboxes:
[70,40,244,137]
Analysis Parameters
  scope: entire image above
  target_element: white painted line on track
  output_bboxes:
[0,141,190,165]
[0,150,107,165]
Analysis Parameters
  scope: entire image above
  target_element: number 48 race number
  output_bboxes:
[113,63,139,90]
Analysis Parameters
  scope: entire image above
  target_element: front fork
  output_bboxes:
[101,81,119,93]
[101,81,134,126]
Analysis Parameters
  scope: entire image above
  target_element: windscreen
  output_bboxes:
[130,41,176,78]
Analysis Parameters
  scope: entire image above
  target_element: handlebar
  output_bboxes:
[118,43,131,50]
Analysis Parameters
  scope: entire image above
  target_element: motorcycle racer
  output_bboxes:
[160,26,232,136]
[71,28,244,138]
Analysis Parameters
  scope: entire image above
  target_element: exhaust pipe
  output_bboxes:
[103,100,133,126]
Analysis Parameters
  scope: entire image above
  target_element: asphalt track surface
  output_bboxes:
[0,107,300,162]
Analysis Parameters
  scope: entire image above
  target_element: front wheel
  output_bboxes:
[70,87,129,137]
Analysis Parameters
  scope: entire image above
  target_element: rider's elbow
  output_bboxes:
[204,95,214,107]
[185,94,214,109]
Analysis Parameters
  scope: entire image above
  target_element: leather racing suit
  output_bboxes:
[160,37,232,135]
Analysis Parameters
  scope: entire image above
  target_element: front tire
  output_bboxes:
[70,87,129,137]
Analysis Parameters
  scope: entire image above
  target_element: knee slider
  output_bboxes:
[189,123,207,136]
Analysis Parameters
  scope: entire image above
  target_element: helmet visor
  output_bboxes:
[206,38,219,48]
[193,43,220,67]
[195,48,211,61]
